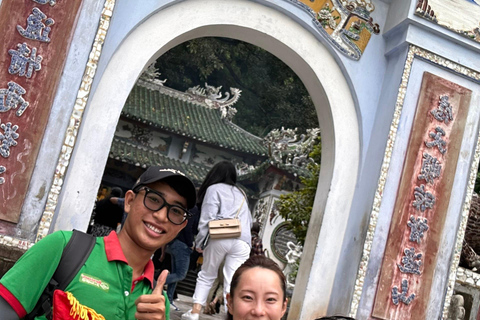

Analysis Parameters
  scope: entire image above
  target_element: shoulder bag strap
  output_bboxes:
[234,187,246,219]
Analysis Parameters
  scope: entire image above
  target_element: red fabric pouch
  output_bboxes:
[52,290,105,320]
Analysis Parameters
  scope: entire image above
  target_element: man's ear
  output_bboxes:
[179,219,188,230]
[123,190,136,214]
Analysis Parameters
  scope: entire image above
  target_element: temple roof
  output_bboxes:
[109,137,311,187]
[121,80,268,156]
[110,75,320,186]
[109,137,210,184]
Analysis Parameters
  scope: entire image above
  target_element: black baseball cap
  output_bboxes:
[132,166,196,209]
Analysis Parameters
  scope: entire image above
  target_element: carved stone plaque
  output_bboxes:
[0,0,83,222]
[372,72,472,320]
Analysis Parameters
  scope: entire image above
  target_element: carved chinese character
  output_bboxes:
[407,215,429,243]
[418,153,442,184]
[0,82,29,116]
[425,127,447,154]
[8,43,43,78]
[412,184,435,211]
[397,247,422,275]
[0,121,19,158]
[0,166,5,184]
[431,95,454,125]
[17,7,55,43]
[32,0,57,6]
[392,279,416,305]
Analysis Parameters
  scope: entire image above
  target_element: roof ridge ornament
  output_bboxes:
[139,63,167,86]
[186,83,242,120]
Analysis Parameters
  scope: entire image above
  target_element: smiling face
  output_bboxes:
[121,181,188,254]
[227,267,287,320]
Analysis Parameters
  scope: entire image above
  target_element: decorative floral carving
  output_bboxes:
[253,197,269,226]
[263,127,320,169]
[283,241,303,289]
[236,161,256,176]
[340,0,375,12]
[287,0,380,60]
[317,4,340,29]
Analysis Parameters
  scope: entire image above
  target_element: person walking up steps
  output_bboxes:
[182,161,252,320]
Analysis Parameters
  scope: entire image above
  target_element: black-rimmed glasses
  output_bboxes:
[135,187,191,225]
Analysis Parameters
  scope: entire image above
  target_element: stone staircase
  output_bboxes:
[176,268,199,297]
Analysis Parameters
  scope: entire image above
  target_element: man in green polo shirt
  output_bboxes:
[0,166,197,320]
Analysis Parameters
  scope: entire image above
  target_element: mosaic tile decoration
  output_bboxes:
[35,0,117,242]
[349,45,480,319]
[415,0,480,43]
[284,0,379,60]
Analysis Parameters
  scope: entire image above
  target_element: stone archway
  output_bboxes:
[53,1,359,318]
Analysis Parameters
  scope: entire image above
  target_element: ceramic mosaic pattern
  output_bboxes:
[286,0,380,60]
[415,0,480,42]
[372,72,471,320]
[349,46,480,319]
[36,0,116,241]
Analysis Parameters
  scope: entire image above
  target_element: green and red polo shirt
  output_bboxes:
[0,231,170,319]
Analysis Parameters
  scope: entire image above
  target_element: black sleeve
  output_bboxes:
[183,216,195,248]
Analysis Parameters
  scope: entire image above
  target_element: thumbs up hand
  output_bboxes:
[135,269,169,320]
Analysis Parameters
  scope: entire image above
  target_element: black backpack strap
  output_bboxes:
[52,230,96,291]
[25,230,96,320]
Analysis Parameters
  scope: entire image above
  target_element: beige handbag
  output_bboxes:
[208,195,245,239]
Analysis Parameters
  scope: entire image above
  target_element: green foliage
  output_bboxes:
[277,138,322,245]
[155,37,318,137]
[475,169,480,195]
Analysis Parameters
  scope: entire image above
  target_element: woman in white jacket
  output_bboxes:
[182,161,252,320]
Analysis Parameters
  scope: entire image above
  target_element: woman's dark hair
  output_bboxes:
[227,255,286,320]
[251,222,261,234]
[197,161,237,205]
[110,187,123,198]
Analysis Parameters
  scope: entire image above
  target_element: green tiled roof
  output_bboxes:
[121,84,268,156]
[109,138,209,184]
[109,138,309,185]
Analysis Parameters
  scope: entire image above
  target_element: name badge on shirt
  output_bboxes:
[79,273,110,292]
